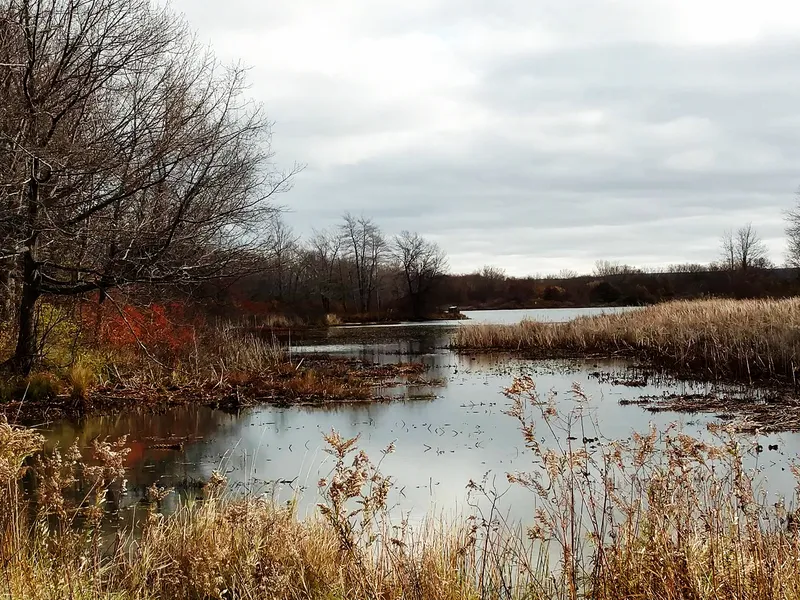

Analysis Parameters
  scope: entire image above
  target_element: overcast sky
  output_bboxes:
[173,0,800,276]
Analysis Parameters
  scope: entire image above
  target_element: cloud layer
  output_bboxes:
[173,0,800,275]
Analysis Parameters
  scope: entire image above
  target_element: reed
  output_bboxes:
[3,376,800,600]
[453,298,800,383]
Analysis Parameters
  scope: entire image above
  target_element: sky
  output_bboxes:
[172,0,800,276]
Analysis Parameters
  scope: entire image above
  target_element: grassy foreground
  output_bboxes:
[3,378,800,599]
[454,298,800,384]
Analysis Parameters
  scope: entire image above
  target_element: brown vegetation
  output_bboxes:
[3,379,800,599]
[454,298,800,385]
[0,303,433,423]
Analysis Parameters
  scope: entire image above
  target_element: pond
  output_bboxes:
[41,307,799,525]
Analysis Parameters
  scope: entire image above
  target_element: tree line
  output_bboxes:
[5,0,800,375]
[229,212,448,322]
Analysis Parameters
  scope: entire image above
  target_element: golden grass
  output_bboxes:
[5,378,800,600]
[324,313,343,326]
[66,364,95,400]
[453,298,800,382]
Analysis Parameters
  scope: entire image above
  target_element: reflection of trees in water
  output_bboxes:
[40,406,251,514]
[321,325,457,358]
[33,324,473,523]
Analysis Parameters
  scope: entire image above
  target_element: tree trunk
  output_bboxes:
[11,253,40,374]
[9,157,42,374]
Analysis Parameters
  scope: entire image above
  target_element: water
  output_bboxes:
[40,307,800,524]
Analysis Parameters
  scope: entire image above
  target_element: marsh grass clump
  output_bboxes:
[21,373,61,401]
[453,298,800,384]
[211,328,286,374]
[66,364,95,400]
[325,313,343,326]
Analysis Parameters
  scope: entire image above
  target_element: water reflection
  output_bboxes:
[38,308,800,526]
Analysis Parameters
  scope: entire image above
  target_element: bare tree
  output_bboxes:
[0,0,298,372]
[593,260,639,276]
[308,228,343,313]
[785,199,800,268]
[668,263,707,273]
[339,213,385,313]
[265,214,299,301]
[480,265,506,280]
[556,268,579,279]
[720,223,768,272]
[391,231,448,319]
[719,229,737,271]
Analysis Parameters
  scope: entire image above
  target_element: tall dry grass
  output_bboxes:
[454,298,800,382]
[0,419,502,600]
[501,376,800,599]
[4,376,800,599]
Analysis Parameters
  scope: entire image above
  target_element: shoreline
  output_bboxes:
[0,357,436,426]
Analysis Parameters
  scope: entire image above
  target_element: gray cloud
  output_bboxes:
[173,0,800,275]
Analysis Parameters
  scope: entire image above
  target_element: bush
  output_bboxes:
[18,373,61,401]
[542,285,568,302]
[588,280,621,304]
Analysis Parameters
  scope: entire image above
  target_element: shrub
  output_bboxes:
[325,313,343,326]
[587,280,621,304]
[542,285,568,302]
[22,373,61,401]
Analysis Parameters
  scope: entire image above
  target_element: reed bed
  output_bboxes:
[454,298,800,383]
[4,376,800,599]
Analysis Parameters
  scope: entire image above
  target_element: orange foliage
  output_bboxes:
[82,299,204,353]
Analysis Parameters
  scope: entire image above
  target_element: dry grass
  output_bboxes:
[502,377,800,599]
[5,377,800,599]
[325,313,343,326]
[210,328,287,374]
[0,422,495,600]
[66,364,95,400]
[454,298,800,383]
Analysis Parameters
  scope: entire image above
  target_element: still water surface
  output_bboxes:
[42,307,799,524]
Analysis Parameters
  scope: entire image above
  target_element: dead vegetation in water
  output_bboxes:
[500,377,800,600]
[623,390,800,433]
[1,357,433,424]
[454,298,800,384]
[454,298,800,431]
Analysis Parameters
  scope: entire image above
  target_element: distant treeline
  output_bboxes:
[439,266,800,310]
[209,262,800,324]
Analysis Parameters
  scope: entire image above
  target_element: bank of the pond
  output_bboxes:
[0,357,435,426]
[453,299,800,430]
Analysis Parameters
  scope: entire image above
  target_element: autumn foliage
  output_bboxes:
[80,299,204,355]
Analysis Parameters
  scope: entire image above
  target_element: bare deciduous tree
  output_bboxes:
[0,0,298,372]
[556,268,579,279]
[593,260,639,276]
[265,214,299,301]
[785,200,800,268]
[720,224,768,272]
[339,213,385,314]
[391,231,448,319]
[308,228,343,313]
